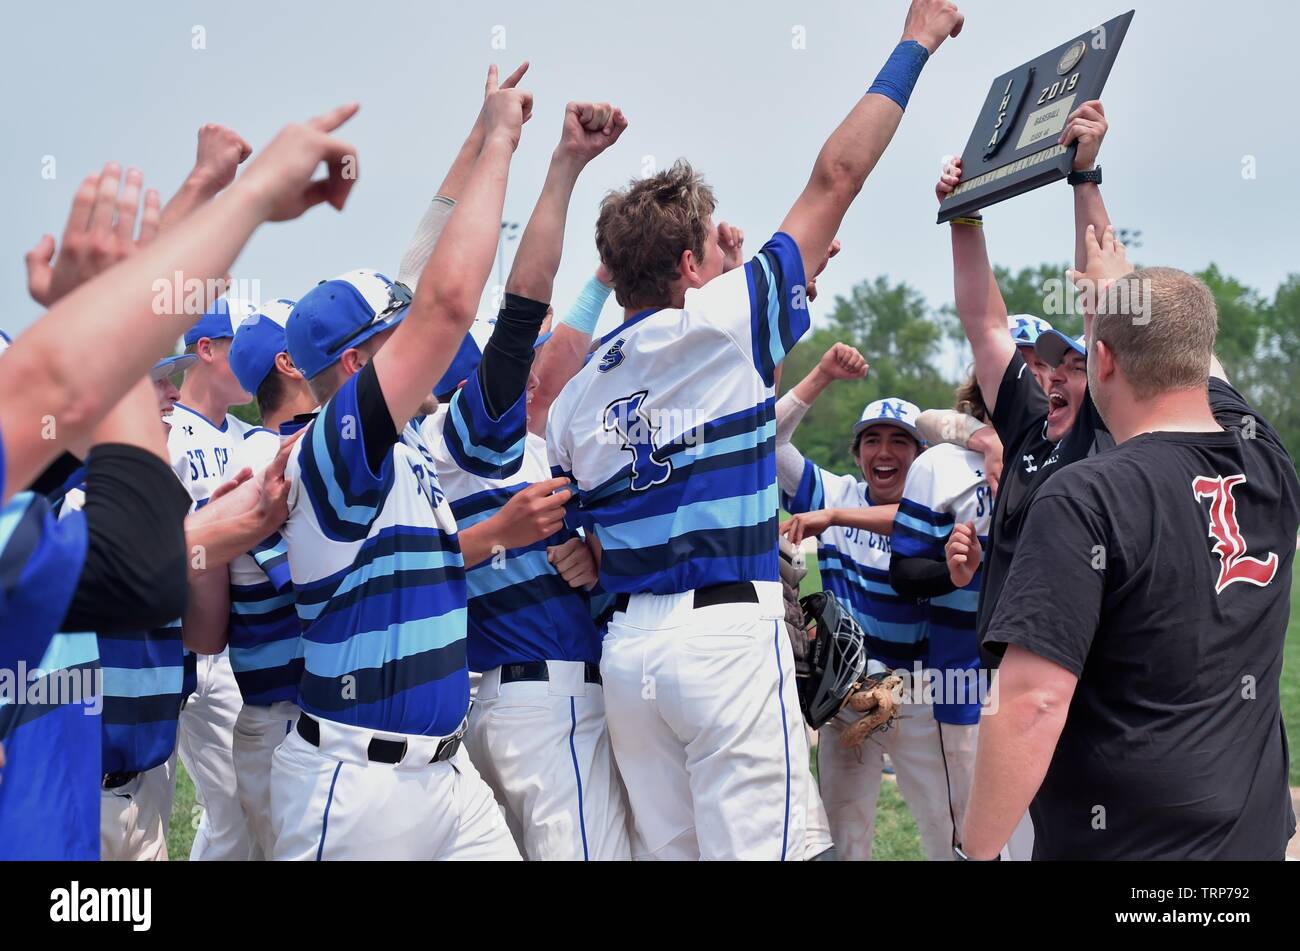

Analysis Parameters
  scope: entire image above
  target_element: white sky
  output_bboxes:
[3,0,1297,343]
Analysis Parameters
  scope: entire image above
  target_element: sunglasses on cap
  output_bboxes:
[325,281,414,355]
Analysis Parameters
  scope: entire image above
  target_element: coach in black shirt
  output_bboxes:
[959,251,1298,860]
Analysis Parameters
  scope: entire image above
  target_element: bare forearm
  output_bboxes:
[962,684,1068,858]
[437,123,486,201]
[1073,183,1111,274]
[159,173,221,231]
[951,223,1013,411]
[507,150,584,302]
[183,565,231,654]
[89,378,169,463]
[830,504,898,536]
[185,507,270,578]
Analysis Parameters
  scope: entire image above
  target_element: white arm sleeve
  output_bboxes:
[776,391,812,496]
[397,196,457,290]
[916,408,988,449]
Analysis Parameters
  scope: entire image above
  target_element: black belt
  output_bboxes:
[500,661,602,686]
[296,713,463,765]
[610,580,760,616]
[102,771,138,790]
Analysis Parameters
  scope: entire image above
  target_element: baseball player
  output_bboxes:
[886,374,994,859]
[221,299,316,859]
[269,69,536,860]
[428,100,633,861]
[546,0,966,859]
[170,298,260,861]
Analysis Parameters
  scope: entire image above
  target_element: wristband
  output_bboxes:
[557,275,613,337]
[950,216,984,229]
[868,41,930,111]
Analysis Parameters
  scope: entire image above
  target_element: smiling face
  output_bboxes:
[854,424,920,504]
[1046,351,1088,442]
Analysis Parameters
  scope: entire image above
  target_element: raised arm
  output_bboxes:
[0,104,361,503]
[1060,99,1111,274]
[779,0,963,277]
[936,158,1013,414]
[397,62,530,289]
[372,67,531,432]
[160,123,253,230]
[528,266,614,436]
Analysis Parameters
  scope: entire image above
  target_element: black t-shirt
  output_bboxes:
[978,352,1114,654]
[983,380,1299,860]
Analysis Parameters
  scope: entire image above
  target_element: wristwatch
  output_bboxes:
[1067,165,1102,187]
[952,842,1001,861]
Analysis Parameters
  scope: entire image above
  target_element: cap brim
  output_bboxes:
[1034,329,1086,367]
[151,354,198,382]
[852,418,924,444]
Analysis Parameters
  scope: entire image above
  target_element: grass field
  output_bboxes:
[164,558,1300,860]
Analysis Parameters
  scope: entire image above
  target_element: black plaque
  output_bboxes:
[937,10,1135,224]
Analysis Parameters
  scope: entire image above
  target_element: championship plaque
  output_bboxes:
[936,10,1135,224]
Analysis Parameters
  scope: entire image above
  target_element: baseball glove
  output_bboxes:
[838,672,903,747]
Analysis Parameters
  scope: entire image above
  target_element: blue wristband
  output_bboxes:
[867,40,929,112]
[558,275,613,337]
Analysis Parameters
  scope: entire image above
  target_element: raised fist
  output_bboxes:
[192,123,253,193]
[718,221,745,273]
[902,0,965,54]
[818,342,868,381]
[560,101,628,162]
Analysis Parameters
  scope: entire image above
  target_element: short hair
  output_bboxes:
[183,337,230,358]
[955,370,990,424]
[256,367,289,418]
[595,159,717,310]
[1093,267,1217,399]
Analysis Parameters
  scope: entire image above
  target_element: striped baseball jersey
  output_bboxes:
[0,486,101,860]
[430,373,599,672]
[547,232,809,595]
[891,443,992,725]
[58,480,186,774]
[227,427,301,706]
[780,459,925,669]
[281,364,468,736]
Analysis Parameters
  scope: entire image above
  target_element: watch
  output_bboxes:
[952,842,1001,861]
[1067,165,1102,187]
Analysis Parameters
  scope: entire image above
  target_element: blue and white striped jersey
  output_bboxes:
[0,487,100,860]
[430,374,599,672]
[781,460,925,669]
[228,427,301,707]
[892,443,992,725]
[547,233,809,595]
[167,402,248,504]
[282,367,468,737]
[58,481,185,775]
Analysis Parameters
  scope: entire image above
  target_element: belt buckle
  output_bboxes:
[433,721,468,764]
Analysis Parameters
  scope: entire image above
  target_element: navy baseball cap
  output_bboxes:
[230,299,297,395]
[184,298,256,347]
[151,354,197,382]
[1035,329,1087,367]
[287,270,412,380]
[852,397,924,444]
[1007,314,1053,348]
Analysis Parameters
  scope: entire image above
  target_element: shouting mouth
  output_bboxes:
[1047,389,1070,425]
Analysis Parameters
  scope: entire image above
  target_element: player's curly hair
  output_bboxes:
[595,159,717,310]
[955,369,990,424]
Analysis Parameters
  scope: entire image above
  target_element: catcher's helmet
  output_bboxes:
[796,591,867,729]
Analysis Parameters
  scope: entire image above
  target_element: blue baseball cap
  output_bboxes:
[151,354,197,382]
[287,270,412,380]
[433,325,555,398]
[852,397,924,444]
[229,299,297,395]
[184,298,256,347]
[1035,329,1087,367]
[1007,314,1053,348]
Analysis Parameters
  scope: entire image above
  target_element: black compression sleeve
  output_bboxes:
[30,452,84,501]
[354,361,401,475]
[62,444,192,633]
[478,293,549,418]
[889,551,958,600]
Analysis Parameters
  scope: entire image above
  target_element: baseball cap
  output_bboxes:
[286,270,412,380]
[851,397,924,444]
[1007,314,1053,348]
[1035,329,1087,367]
[184,297,257,347]
[229,299,297,395]
[151,354,198,382]
[0,328,11,357]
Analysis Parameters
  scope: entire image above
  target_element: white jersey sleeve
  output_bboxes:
[892,443,993,561]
